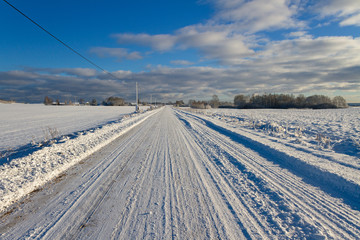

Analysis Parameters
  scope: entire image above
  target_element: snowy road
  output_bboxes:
[1,106,359,239]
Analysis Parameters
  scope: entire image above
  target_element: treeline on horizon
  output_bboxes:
[187,94,349,109]
[43,96,162,106]
[43,96,128,106]
[234,94,348,109]
[43,93,349,109]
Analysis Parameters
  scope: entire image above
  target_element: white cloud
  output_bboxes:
[170,60,194,66]
[3,38,360,104]
[286,31,312,39]
[112,33,177,51]
[176,28,254,63]
[51,68,98,77]
[257,36,360,70]
[90,47,142,60]
[65,68,98,77]
[7,1,359,103]
[212,0,302,32]
[340,13,360,27]
[316,0,360,27]
[316,0,360,17]
[112,27,254,65]
[109,0,307,64]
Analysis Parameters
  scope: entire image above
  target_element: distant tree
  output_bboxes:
[233,93,346,109]
[190,100,209,109]
[56,99,60,105]
[90,98,97,106]
[305,95,333,108]
[79,98,85,105]
[295,94,306,108]
[332,96,348,108]
[175,100,185,107]
[210,95,220,108]
[44,96,53,105]
[104,96,125,106]
[219,101,234,108]
[234,94,249,108]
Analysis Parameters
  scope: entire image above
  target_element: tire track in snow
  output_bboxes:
[3,106,359,239]
[67,125,152,239]
[107,107,259,239]
[209,120,360,236]
[163,111,233,239]
[110,110,165,239]
[175,109,360,239]
[44,114,156,239]
[176,116,273,239]
[110,107,245,239]
[0,111,157,239]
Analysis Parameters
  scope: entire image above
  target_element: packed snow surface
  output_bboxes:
[1,106,359,239]
[0,107,158,213]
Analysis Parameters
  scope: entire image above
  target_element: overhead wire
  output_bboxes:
[2,0,119,80]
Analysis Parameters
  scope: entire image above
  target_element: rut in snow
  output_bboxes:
[1,106,360,239]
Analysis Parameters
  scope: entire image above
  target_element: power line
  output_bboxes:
[2,0,118,79]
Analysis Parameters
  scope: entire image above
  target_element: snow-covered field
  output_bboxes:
[1,106,359,239]
[185,107,360,157]
[0,105,159,213]
[0,104,147,154]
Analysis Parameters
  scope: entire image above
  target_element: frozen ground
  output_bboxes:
[0,103,147,156]
[0,106,359,239]
[185,107,360,157]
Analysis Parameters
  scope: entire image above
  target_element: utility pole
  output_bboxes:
[136,82,139,112]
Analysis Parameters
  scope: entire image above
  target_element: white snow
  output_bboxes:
[0,106,158,212]
[0,104,148,153]
[0,106,359,239]
[177,108,360,198]
[184,107,360,156]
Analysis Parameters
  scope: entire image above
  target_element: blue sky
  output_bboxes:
[1,0,360,103]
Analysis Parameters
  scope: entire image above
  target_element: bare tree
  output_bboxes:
[104,96,125,106]
[233,93,345,109]
[91,98,97,106]
[234,94,249,108]
[175,100,185,107]
[44,96,53,105]
[210,95,220,108]
[332,96,348,108]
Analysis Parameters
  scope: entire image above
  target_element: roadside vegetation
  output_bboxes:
[176,93,349,109]
[234,93,348,109]
[44,96,127,106]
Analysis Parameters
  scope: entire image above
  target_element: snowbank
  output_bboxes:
[0,108,160,213]
[176,108,360,202]
[184,107,360,156]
